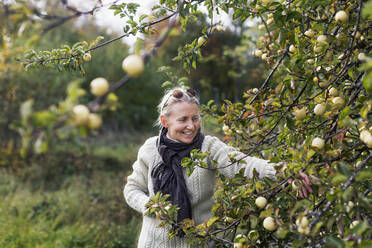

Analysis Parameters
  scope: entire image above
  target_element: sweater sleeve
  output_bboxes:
[123,140,153,214]
[207,136,276,179]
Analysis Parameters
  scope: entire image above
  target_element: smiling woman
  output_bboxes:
[123,87,277,248]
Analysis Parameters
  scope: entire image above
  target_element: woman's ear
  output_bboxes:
[160,115,168,128]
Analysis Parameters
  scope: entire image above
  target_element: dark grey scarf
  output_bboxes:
[151,127,204,224]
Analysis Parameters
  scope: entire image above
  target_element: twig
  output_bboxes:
[309,153,372,229]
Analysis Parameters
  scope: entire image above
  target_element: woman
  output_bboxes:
[124,87,276,248]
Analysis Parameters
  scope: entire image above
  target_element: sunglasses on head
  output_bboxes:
[162,89,197,110]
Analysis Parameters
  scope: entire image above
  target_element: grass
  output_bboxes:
[0,170,141,248]
[0,131,152,247]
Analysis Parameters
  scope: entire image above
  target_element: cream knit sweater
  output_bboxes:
[124,135,276,248]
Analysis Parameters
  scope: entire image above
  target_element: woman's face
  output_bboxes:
[161,102,200,144]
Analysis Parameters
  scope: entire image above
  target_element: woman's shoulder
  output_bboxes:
[140,136,158,151]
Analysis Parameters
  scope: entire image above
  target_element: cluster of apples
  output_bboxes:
[197,24,224,48]
[71,54,145,129]
[233,196,275,247]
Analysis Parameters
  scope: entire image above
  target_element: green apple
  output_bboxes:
[122,54,145,77]
[255,196,267,209]
[335,10,348,23]
[90,77,109,97]
[263,216,276,231]
[72,104,90,126]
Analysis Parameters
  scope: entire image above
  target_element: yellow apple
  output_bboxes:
[312,137,325,149]
[83,53,91,61]
[197,36,207,47]
[350,220,359,228]
[72,104,90,126]
[223,125,233,136]
[216,25,224,31]
[122,54,145,77]
[291,180,300,190]
[329,87,339,97]
[317,35,328,44]
[313,77,319,84]
[358,53,368,61]
[258,24,265,30]
[304,29,315,38]
[255,196,267,209]
[261,0,272,6]
[355,31,361,40]
[313,45,322,54]
[233,243,243,248]
[289,45,296,53]
[87,113,102,129]
[263,216,276,231]
[332,96,345,109]
[267,17,274,26]
[261,53,268,61]
[293,107,306,120]
[307,59,315,65]
[255,49,263,57]
[314,104,326,116]
[360,130,372,148]
[335,10,348,23]
[90,77,109,97]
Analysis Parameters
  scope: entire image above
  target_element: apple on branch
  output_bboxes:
[335,10,348,23]
[83,53,91,61]
[72,104,90,126]
[255,196,267,209]
[263,216,277,231]
[122,54,145,77]
[312,137,325,150]
[90,77,109,97]
[293,107,306,120]
[87,113,102,129]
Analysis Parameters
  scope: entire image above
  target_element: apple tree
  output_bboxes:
[13,0,372,247]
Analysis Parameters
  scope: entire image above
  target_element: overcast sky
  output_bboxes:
[68,0,231,46]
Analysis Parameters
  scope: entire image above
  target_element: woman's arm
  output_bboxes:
[207,136,276,179]
[123,141,153,214]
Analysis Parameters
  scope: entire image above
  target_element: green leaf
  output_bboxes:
[331,173,348,186]
[325,236,345,248]
[206,216,219,227]
[351,221,369,235]
[356,169,372,181]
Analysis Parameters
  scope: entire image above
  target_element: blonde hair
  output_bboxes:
[155,87,200,128]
